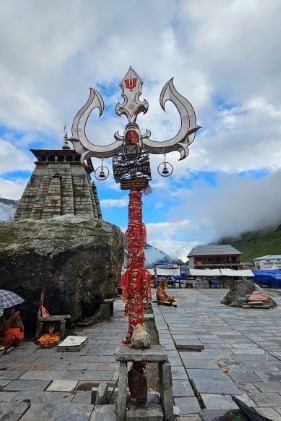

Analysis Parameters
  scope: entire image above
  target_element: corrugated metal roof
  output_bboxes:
[189,269,221,276]
[220,269,253,277]
[188,245,241,257]
[155,268,181,276]
[254,255,281,261]
[189,268,253,277]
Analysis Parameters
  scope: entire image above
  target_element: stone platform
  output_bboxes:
[115,344,173,421]
[1,290,281,420]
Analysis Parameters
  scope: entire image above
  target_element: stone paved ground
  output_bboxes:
[0,288,281,420]
[156,288,281,421]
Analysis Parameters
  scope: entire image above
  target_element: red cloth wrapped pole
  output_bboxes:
[121,188,152,344]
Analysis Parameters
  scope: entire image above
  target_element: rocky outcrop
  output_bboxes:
[221,279,277,308]
[0,216,125,332]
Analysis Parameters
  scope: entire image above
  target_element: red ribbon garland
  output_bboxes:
[121,189,152,344]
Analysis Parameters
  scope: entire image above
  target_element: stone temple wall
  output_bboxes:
[14,154,102,221]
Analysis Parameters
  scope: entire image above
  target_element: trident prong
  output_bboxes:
[69,88,123,159]
[141,79,200,160]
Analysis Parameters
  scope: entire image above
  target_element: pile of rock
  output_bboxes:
[221,279,277,308]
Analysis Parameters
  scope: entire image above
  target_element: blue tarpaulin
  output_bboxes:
[252,269,281,288]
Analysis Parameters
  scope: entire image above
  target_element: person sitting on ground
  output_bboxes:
[156,277,176,306]
[0,307,24,349]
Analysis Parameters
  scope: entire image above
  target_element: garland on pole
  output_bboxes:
[120,188,152,344]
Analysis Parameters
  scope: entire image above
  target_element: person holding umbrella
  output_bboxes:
[0,289,25,351]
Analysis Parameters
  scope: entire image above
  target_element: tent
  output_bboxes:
[252,269,281,288]
[189,269,253,277]
[189,269,221,277]
[220,269,253,278]
[155,265,181,279]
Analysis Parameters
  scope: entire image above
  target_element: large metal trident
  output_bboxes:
[69,66,199,338]
[69,67,200,404]
[69,67,200,164]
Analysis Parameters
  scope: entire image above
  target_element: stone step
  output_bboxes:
[247,300,264,304]
[126,402,164,421]
[91,404,117,421]
[57,335,88,352]
[175,341,204,351]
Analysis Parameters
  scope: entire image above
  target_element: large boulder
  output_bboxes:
[0,216,125,332]
[221,279,277,308]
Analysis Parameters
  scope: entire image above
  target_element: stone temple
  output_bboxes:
[14,135,102,221]
[0,135,124,330]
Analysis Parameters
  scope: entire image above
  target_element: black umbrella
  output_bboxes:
[232,396,273,421]
[0,289,25,309]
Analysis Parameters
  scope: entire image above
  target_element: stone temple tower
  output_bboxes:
[14,135,102,221]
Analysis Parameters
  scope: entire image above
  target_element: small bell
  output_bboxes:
[95,161,109,180]
[157,154,173,177]
[99,167,106,179]
[162,165,169,175]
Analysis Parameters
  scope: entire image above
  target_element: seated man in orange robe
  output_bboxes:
[156,277,176,305]
[0,308,24,349]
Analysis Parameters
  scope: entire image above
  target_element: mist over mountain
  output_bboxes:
[144,244,183,267]
[122,243,183,268]
[216,224,281,262]
[0,198,18,221]
[217,222,281,245]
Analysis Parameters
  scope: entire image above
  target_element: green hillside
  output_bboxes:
[220,227,281,262]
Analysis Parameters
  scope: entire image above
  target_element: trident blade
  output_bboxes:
[142,79,200,160]
[69,88,123,159]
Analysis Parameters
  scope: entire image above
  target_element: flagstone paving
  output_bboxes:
[153,288,281,419]
[0,289,281,419]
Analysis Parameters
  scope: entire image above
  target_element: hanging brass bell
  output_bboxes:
[162,165,169,175]
[99,168,106,178]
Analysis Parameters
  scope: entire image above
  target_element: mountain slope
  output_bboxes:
[123,243,183,268]
[144,243,183,267]
[219,227,281,262]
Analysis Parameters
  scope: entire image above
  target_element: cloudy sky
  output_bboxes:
[1,0,281,261]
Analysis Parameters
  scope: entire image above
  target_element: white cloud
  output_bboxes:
[1,0,280,176]
[100,198,128,208]
[145,220,193,259]
[0,177,27,200]
[172,170,281,244]
[147,220,191,234]
[0,139,34,174]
